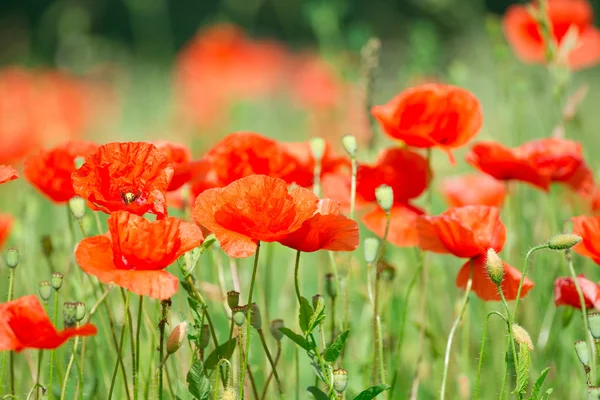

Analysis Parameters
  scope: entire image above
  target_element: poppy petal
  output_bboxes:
[0,165,18,184]
[554,275,600,309]
[0,214,13,249]
[364,203,424,248]
[573,216,600,264]
[441,173,506,208]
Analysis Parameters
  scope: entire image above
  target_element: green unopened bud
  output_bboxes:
[227,291,240,310]
[167,321,188,355]
[589,314,600,339]
[310,137,326,162]
[512,324,533,351]
[341,135,357,157]
[364,238,379,264]
[588,386,600,400]
[39,281,52,302]
[51,272,64,291]
[41,235,53,257]
[249,303,262,330]
[312,294,324,311]
[63,302,77,328]
[485,249,504,285]
[232,306,247,327]
[221,387,238,400]
[4,247,19,269]
[270,319,284,341]
[69,196,86,220]
[333,369,348,393]
[547,233,582,250]
[575,340,590,366]
[325,273,337,298]
[75,302,86,322]
[375,184,394,212]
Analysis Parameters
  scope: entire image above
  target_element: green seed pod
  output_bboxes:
[333,368,348,393]
[232,306,247,327]
[485,248,504,285]
[63,302,77,328]
[363,238,379,264]
[74,302,86,322]
[512,324,533,351]
[227,291,240,310]
[547,233,582,250]
[38,281,52,302]
[167,321,188,355]
[324,273,337,298]
[269,319,284,341]
[4,247,19,269]
[68,196,87,220]
[575,340,590,366]
[40,235,53,257]
[199,324,210,350]
[589,313,600,339]
[341,135,357,157]
[249,303,262,330]
[51,272,64,291]
[375,184,394,212]
[310,137,326,162]
[312,294,324,311]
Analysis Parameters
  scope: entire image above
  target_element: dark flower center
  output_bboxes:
[121,191,141,205]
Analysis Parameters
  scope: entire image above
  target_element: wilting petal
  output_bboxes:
[554,275,600,309]
[0,165,18,184]
[441,173,506,208]
[364,203,424,248]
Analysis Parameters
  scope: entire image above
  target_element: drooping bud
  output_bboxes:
[375,184,394,212]
[227,291,240,310]
[310,137,326,162]
[512,324,533,351]
[575,340,590,366]
[333,369,348,393]
[51,272,64,291]
[39,281,52,302]
[232,306,247,327]
[167,321,188,355]
[4,247,19,269]
[324,273,337,298]
[220,387,238,400]
[249,303,262,330]
[341,135,357,157]
[63,302,78,328]
[270,319,284,341]
[74,302,86,322]
[199,324,210,350]
[312,294,324,312]
[485,249,504,285]
[40,235,53,257]
[547,233,582,250]
[589,314,600,339]
[363,238,379,264]
[69,196,87,220]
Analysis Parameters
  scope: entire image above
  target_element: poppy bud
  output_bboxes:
[39,281,52,302]
[167,321,188,355]
[575,340,590,366]
[51,272,64,291]
[220,388,238,400]
[547,233,582,250]
[63,302,77,328]
[589,314,600,340]
[485,249,504,285]
[375,184,394,212]
[587,386,600,399]
[74,302,86,322]
[310,137,326,162]
[232,306,247,327]
[512,324,533,351]
[270,319,284,341]
[41,235,53,257]
[199,324,210,350]
[341,135,357,157]
[69,196,86,220]
[312,294,324,311]
[333,368,348,393]
[325,273,337,298]
[249,303,262,330]
[363,238,379,264]
[4,247,19,269]
[227,291,240,310]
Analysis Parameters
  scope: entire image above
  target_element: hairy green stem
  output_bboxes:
[474,312,509,400]
[60,336,79,400]
[512,245,548,317]
[108,290,131,399]
[293,250,302,303]
[240,242,261,399]
[48,289,60,399]
[134,295,143,400]
[261,342,282,400]
[157,300,168,400]
[258,329,285,399]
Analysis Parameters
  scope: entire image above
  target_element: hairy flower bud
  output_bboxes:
[51,272,64,291]
[75,302,86,322]
[69,196,87,220]
[575,340,590,366]
[333,369,348,393]
[270,319,284,341]
[363,238,379,264]
[485,249,504,285]
[325,273,337,298]
[227,291,240,310]
[375,184,394,212]
[249,303,262,330]
[63,302,77,328]
[310,137,326,162]
[512,324,533,351]
[38,281,52,302]
[547,233,582,250]
[589,314,600,340]
[341,135,357,157]
[199,324,210,350]
[220,388,238,400]
[5,247,19,269]
[167,321,188,355]
[232,306,247,327]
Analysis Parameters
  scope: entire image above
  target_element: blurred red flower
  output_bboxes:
[417,205,534,301]
[0,295,97,351]
[441,173,506,208]
[75,211,203,299]
[289,56,342,112]
[0,165,18,184]
[281,141,350,189]
[278,199,359,252]
[193,175,319,258]
[371,84,482,161]
[153,141,208,192]
[25,141,98,203]
[466,138,593,193]
[72,142,173,218]
[554,275,600,309]
[0,214,13,249]
[503,0,600,70]
[572,215,600,264]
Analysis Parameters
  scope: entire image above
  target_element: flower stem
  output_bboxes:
[497,285,519,391]
[157,300,169,400]
[374,269,385,384]
[240,241,261,399]
[261,342,282,400]
[108,290,131,399]
[293,250,302,303]
[48,288,60,399]
[257,329,285,399]
[474,312,508,400]
[134,295,143,400]
[512,245,548,317]
[60,335,80,400]
[1,268,16,396]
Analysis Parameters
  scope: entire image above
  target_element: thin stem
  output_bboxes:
[3,268,16,396]
[157,300,169,400]
[108,290,131,399]
[330,296,336,344]
[293,250,302,303]
[60,336,79,400]
[375,270,385,384]
[440,264,473,400]
[240,242,261,399]
[48,289,60,399]
[261,342,282,400]
[35,350,44,399]
[257,329,285,399]
[498,286,519,385]
[512,245,548,317]
[499,336,510,400]
[474,312,508,400]
[119,290,136,400]
[134,295,143,400]
[375,211,391,264]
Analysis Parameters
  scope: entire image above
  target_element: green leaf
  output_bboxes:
[529,367,550,399]
[200,234,217,254]
[513,344,531,395]
[353,384,391,400]
[175,380,196,400]
[299,297,314,334]
[308,298,326,333]
[186,360,211,400]
[204,338,237,372]
[324,330,350,362]
[279,327,314,351]
[306,386,329,400]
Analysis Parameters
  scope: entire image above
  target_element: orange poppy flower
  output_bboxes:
[72,142,174,218]
[503,0,600,70]
[0,165,18,184]
[441,173,506,208]
[24,141,98,203]
[281,141,350,188]
[75,211,203,299]
[0,214,13,249]
[362,204,425,248]
[466,138,593,193]
[572,215,600,264]
[554,275,600,309]
[371,84,482,161]
[278,199,359,252]
[153,141,206,192]
[193,175,319,258]
[417,205,533,301]
[0,295,97,351]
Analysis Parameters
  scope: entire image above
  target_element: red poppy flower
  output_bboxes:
[0,295,97,352]
[278,199,359,252]
[75,211,203,299]
[72,142,174,218]
[289,56,342,111]
[153,141,207,192]
[466,138,593,193]
[0,214,13,249]
[417,205,533,301]
[281,141,350,188]
[503,0,600,70]
[554,275,600,309]
[572,216,600,264]
[0,165,18,184]
[362,204,425,248]
[441,174,506,208]
[371,84,482,161]
[193,175,319,258]
[24,141,98,203]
